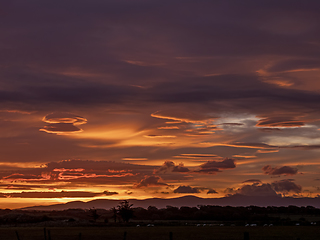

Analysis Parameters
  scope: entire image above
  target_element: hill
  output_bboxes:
[20,195,320,211]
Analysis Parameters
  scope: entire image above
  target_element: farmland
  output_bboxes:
[0,226,319,240]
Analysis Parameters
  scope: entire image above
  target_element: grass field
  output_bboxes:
[0,226,319,240]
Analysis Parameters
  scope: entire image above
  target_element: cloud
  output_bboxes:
[235,183,279,197]
[194,158,236,174]
[262,165,298,175]
[271,179,302,193]
[151,110,216,123]
[258,128,282,132]
[266,59,320,73]
[0,160,154,186]
[134,176,168,188]
[1,190,117,198]
[173,154,218,159]
[173,185,200,193]
[2,0,320,204]
[157,126,180,129]
[227,179,302,197]
[242,179,262,184]
[256,116,305,128]
[207,188,218,194]
[220,123,244,126]
[256,149,279,154]
[155,161,189,174]
[103,190,119,196]
[144,135,176,138]
[40,112,87,134]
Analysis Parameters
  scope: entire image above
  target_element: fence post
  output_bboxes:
[169,232,173,240]
[44,228,47,240]
[123,231,127,240]
[48,229,51,240]
[15,231,20,240]
[244,232,249,240]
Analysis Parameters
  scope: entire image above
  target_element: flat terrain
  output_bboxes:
[0,226,319,240]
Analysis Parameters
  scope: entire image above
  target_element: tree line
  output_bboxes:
[0,202,319,226]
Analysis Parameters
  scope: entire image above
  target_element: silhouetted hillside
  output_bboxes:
[20,195,320,211]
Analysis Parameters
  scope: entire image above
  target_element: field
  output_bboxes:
[0,226,319,240]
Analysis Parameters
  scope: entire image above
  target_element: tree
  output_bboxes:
[88,208,100,222]
[111,207,117,223]
[117,200,134,223]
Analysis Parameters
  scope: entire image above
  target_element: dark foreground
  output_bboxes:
[0,226,319,240]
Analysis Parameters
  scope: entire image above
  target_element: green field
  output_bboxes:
[0,226,319,240]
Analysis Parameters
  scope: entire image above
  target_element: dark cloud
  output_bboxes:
[173,185,200,194]
[134,176,168,188]
[194,158,236,174]
[103,190,119,196]
[258,128,282,132]
[207,188,218,194]
[0,185,34,191]
[280,145,320,150]
[256,116,305,128]
[227,179,302,197]
[225,142,278,149]
[262,165,299,175]
[235,183,279,197]
[271,179,302,193]
[266,59,320,73]
[155,161,189,174]
[220,123,244,126]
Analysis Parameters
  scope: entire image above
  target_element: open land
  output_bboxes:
[0,226,320,240]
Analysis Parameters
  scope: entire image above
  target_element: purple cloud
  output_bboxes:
[271,179,302,193]
[262,165,298,175]
[155,161,189,174]
[134,176,168,188]
[195,158,236,174]
[173,185,200,193]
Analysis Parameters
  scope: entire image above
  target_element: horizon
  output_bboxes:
[1,1,320,209]
[11,194,320,211]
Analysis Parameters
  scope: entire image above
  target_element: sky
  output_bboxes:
[1,0,320,209]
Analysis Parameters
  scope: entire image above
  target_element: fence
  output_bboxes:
[13,228,304,240]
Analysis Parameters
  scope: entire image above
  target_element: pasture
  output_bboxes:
[0,226,319,240]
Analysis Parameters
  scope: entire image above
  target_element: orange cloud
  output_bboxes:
[40,112,87,135]
[1,190,118,198]
[157,126,180,129]
[151,110,216,123]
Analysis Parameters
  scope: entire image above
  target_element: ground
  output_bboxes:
[1,226,319,240]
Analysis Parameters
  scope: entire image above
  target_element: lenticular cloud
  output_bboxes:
[40,112,87,134]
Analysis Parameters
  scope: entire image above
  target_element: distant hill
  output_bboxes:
[20,195,320,211]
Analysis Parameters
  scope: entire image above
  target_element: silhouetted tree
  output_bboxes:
[88,208,100,222]
[111,207,117,223]
[117,200,134,223]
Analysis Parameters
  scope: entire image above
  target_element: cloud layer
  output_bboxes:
[1,0,320,206]
[262,165,299,176]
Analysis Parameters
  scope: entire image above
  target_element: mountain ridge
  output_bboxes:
[19,195,320,211]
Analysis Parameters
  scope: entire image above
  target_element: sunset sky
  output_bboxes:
[1,0,320,209]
